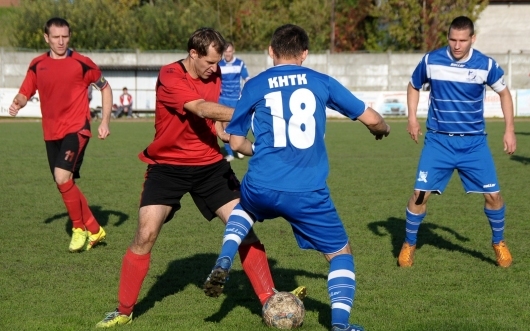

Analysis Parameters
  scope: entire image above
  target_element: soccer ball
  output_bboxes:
[262,291,305,329]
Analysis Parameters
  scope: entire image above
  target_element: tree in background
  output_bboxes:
[3,0,487,52]
[365,0,487,52]
[135,0,217,50]
[212,0,331,52]
[6,0,138,50]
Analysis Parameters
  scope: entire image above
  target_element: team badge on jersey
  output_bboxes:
[417,171,428,183]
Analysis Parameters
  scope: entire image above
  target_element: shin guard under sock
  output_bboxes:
[117,248,151,315]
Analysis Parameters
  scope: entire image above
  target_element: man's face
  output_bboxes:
[44,25,70,58]
[224,45,234,62]
[192,44,222,79]
[447,28,475,61]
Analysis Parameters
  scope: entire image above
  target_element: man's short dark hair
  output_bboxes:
[187,28,226,57]
[270,24,309,60]
[44,17,70,35]
[448,16,474,36]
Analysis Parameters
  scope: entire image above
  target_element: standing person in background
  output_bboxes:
[203,24,390,331]
[398,16,516,268]
[115,87,133,118]
[219,42,249,161]
[8,17,113,252]
[96,27,304,328]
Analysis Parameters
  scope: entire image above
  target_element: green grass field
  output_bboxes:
[1,119,529,331]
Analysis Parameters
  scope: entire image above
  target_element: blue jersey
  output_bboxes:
[219,57,249,104]
[411,47,507,135]
[226,64,367,192]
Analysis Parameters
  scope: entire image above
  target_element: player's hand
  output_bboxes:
[407,119,422,143]
[215,121,230,142]
[9,99,21,116]
[503,131,516,155]
[98,123,110,140]
[373,124,390,140]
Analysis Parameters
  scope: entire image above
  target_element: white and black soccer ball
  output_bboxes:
[262,291,305,329]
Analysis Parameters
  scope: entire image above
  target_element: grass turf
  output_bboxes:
[0,119,529,330]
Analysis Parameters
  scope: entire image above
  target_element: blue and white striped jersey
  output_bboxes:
[411,47,507,134]
[226,64,367,192]
[219,57,249,102]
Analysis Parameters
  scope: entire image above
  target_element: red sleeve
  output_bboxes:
[18,57,42,99]
[75,53,108,90]
[156,63,202,116]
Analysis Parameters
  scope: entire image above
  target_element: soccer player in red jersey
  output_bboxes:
[96,27,304,328]
[9,17,113,252]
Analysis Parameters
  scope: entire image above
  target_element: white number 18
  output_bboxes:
[264,88,316,149]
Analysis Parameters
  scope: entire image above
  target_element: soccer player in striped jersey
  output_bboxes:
[219,42,249,161]
[204,24,390,331]
[398,16,516,268]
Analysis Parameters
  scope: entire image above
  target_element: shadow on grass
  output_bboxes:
[510,154,530,165]
[134,253,331,328]
[367,217,496,266]
[43,205,130,236]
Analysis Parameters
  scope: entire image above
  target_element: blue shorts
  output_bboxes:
[414,132,500,194]
[240,179,349,254]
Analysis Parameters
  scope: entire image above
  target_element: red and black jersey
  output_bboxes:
[19,49,107,141]
[139,60,223,166]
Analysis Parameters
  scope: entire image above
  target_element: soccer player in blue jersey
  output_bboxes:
[219,42,249,161]
[398,16,516,268]
[203,24,390,331]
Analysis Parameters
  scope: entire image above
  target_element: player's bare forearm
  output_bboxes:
[9,94,28,116]
[230,135,253,156]
[185,100,234,121]
[499,88,515,132]
[407,83,422,143]
[357,107,390,140]
[498,88,516,154]
[98,85,113,139]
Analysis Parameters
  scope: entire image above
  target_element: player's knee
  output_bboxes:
[414,191,426,205]
[484,192,504,208]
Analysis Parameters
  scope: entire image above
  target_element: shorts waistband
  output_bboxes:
[430,131,482,137]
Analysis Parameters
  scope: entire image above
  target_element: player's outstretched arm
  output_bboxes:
[184,99,234,122]
[9,94,28,116]
[357,107,390,140]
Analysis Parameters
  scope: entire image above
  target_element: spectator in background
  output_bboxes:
[8,17,112,253]
[115,87,133,118]
[219,42,249,161]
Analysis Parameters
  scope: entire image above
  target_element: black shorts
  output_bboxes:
[45,132,90,180]
[140,160,241,222]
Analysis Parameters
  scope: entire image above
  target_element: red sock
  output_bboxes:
[118,248,151,315]
[239,241,275,305]
[57,179,83,229]
[79,192,100,233]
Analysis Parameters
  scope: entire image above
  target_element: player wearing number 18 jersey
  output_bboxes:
[204,24,390,331]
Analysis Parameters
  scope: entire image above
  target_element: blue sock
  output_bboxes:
[329,254,355,329]
[224,143,234,156]
[485,205,505,244]
[217,204,255,268]
[405,208,425,245]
